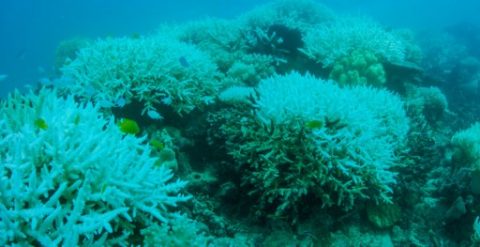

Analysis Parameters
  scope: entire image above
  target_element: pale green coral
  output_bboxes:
[329,49,386,86]
[0,89,190,245]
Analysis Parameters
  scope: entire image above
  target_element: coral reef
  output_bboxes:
[0,89,190,245]
[6,0,480,245]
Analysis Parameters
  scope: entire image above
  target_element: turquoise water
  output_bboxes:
[1,0,479,97]
[1,0,480,246]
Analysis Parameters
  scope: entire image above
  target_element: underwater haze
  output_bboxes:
[1,0,479,97]
[2,0,480,246]
[0,0,271,96]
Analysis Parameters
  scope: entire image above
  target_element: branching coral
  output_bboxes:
[301,16,406,68]
[215,72,408,220]
[54,37,90,72]
[171,18,276,86]
[451,123,480,169]
[0,89,190,245]
[239,0,335,33]
[60,35,221,116]
[238,0,335,75]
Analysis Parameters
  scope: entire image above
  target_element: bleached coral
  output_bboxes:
[54,37,91,71]
[239,0,335,32]
[301,16,406,67]
[349,84,409,145]
[172,18,276,86]
[218,86,255,105]
[0,89,190,246]
[238,0,335,71]
[220,72,408,218]
[256,72,408,144]
[60,35,221,115]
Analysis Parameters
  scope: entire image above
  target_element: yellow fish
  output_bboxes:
[118,118,140,135]
[34,118,48,130]
[305,120,323,129]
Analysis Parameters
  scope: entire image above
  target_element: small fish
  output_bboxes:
[0,74,7,81]
[161,97,173,105]
[34,118,48,130]
[147,109,163,120]
[179,56,190,68]
[305,120,324,129]
[118,118,140,135]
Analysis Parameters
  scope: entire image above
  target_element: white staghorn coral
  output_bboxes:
[0,89,190,246]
